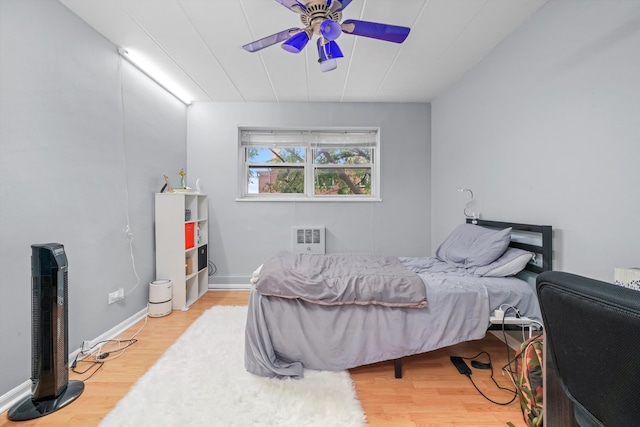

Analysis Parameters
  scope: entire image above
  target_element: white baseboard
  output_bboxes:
[209,284,251,290]
[0,307,148,415]
[0,380,32,415]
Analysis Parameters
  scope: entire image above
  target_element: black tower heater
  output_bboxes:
[7,243,84,421]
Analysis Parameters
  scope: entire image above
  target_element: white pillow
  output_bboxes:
[474,248,533,277]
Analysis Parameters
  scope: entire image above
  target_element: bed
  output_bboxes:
[244,219,552,379]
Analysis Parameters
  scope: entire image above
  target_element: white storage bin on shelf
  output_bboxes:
[155,193,209,310]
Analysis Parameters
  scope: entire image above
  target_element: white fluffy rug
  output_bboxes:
[100,305,367,427]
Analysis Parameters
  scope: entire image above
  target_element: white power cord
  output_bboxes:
[121,224,141,297]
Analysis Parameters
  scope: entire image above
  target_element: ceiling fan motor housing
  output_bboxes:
[300,1,342,32]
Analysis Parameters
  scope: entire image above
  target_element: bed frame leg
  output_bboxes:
[394,359,402,379]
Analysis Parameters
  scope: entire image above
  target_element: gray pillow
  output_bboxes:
[474,247,533,277]
[435,224,512,268]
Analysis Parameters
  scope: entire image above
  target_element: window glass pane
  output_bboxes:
[314,167,372,195]
[248,147,305,164]
[240,128,379,200]
[247,167,304,194]
[313,147,372,165]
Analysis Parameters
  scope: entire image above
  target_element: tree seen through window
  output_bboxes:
[248,147,372,195]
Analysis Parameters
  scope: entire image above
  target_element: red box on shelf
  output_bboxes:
[185,223,195,250]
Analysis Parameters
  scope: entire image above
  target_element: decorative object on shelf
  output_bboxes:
[195,178,202,194]
[179,168,187,188]
[185,209,191,221]
[163,174,175,193]
[614,267,640,291]
[171,168,193,193]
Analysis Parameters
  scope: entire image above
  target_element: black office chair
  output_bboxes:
[537,271,640,427]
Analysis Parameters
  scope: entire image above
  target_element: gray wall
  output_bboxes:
[431,0,640,282]
[0,0,186,397]
[187,102,431,284]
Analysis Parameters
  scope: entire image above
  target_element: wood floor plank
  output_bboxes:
[1,291,526,426]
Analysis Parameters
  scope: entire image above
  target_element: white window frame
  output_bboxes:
[237,127,381,202]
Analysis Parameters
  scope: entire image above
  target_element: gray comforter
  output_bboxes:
[255,252,427,308]
[245,255,542,378]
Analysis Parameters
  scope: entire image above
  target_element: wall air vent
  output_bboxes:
[292,227,325,254]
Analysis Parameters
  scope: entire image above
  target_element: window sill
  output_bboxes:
[235,197,382,203]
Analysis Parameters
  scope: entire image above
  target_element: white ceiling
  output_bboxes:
[59,0,548,104]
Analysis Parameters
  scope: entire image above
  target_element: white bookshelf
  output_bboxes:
[155,193,208,310]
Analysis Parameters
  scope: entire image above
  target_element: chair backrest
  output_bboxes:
[536,271,640,427]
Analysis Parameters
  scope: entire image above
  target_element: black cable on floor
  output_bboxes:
[460,351,518,406]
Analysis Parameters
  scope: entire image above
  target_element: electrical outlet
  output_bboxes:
[108,288,125,304]
[108,291,118,304]
[82,340,92,352]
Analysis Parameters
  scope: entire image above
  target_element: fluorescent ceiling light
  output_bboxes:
[118,47,192,105]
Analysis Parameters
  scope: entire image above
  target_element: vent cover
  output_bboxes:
[292,227,325,254]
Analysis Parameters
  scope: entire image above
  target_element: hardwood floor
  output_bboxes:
[350,339,526,426]
[1,291,526,426]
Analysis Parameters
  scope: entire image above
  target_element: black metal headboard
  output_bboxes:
[466,219,553,274]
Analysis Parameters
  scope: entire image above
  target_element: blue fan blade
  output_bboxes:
[341,19,410,43]
[242,28,300,52]
[274,0,306,13]
[333,0,353,12]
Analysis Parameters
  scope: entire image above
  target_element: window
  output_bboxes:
[238,128,380,201]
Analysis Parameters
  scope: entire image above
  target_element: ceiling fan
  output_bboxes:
[242,0,411,72]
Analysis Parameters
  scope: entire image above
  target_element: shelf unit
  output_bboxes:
[155,192,208,310]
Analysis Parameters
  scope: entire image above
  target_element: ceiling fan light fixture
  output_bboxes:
[281,31,310,53]
[319,58,337,73]
[319,19,341,41]
[317,38,342,72]
[317,38,343,62]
